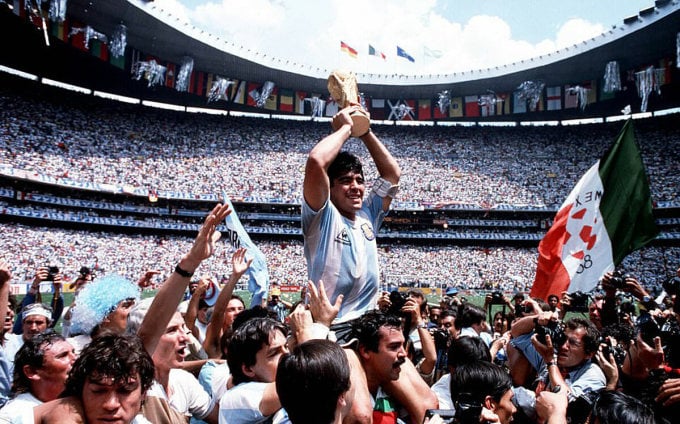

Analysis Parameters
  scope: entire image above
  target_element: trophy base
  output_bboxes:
[350,110,370,137]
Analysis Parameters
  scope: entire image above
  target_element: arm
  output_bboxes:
[13,267,48,334]
[138,203,232,356]
[535,389,568,424]
[303,106,355,211]
[404,299,437,376]
[202,248,250,358]
[184,279,208,339]
[358,129,401,211]
[50,278,64,328]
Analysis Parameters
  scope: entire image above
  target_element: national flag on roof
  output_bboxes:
[368,44,386,60]
[340,41,358,58]
[396,46,415,62]
[530,119,658,300]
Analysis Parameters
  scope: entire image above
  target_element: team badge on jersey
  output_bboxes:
[361,223,375,241]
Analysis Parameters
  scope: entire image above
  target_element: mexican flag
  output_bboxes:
[530,119,658,300]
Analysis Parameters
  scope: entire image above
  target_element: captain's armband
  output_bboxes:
[372,177,400,199]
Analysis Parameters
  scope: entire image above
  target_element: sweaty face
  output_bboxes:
[330,171,365,219]
[556,327,592,369]
[36,340,76,385]
[245,329,288,383]
[81,375,143,424]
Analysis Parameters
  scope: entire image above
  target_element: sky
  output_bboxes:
[155,0,655,76]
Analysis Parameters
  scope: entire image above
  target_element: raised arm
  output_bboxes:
[138,203,231,356]
[358,128,401,211]
[202,247,251,358]
[303,106,356,211]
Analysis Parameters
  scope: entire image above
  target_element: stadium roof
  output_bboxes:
[64,0,680,99]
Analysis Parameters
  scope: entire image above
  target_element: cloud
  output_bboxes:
[155,0,608,75]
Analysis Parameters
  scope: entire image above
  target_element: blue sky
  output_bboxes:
[156,0,654,75]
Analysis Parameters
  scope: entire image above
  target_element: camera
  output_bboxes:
[609,270,629,289]
[600,340,626,365]
[45,266,59,281]
[388,291,408,315]
[490,291,505,305]
[636,312,661,346]
[534,320,566,348]
[569,291,590,313]
[430,328,451,351]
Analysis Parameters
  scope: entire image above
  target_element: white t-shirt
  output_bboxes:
[147,368,215,421]
[0,392,40,424]
[219,381,289,424]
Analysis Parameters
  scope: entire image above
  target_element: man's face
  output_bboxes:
[81,375,143,424]
[245,329,288,383]
[440,316,457,338]
[35,340,76,389]
[22,315,48,340]
[224,298,245,329]
[3,301,14,333]
[588,300,603,329]
[330,171,365,219]
[491,389,516,424]
[363,326,406,383]
[556,327,592,368]
[104,299,136,334]
[429,307,441,324]
[197,307,210,324]
[152,313,189,368]
[548,296,559,310]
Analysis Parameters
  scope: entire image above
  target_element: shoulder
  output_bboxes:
[34,397,85,424]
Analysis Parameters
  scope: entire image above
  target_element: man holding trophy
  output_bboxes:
[303,69,400,333]
[302,70,437,424]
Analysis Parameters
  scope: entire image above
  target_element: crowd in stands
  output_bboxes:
[1,85,679,209]
[2,223,679,293]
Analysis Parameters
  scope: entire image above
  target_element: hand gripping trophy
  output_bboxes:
[327,70,370,137]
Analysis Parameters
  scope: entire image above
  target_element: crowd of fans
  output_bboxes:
[1,84,679,209]
[2,223,679,293]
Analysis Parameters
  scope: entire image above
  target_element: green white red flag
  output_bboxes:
[530,119,658,300]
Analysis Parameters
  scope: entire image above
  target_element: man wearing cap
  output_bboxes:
[4,303,53,366]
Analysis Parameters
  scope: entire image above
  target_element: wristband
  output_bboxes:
[174,264,194,278]
[416,322,428,329]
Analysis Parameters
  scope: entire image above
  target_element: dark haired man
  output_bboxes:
[220,316,289,423]
[0,330,75,421]
[450,361,516,424]
[510,314,605,419]
[352,310,436,424]
[277,339,352,424]
[303,105,400,331]
[32,332,155,424]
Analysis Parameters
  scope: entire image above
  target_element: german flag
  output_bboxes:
[340,41,358,58]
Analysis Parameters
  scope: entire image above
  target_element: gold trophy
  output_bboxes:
[327,70,370,137]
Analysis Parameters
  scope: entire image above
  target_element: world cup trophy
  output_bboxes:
[327,70,370,137]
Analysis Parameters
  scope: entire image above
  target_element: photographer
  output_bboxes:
[510,310,605,419]
[12,266,63,335]
[449,361,516,424]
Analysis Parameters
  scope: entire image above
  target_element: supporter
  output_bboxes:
[0,260,14,407]
[265,284,292,323]
[32,332,155,424]
[351,310,436,424]
[220,317,289,423]
[0,330,76,421]
[3,303,53,368]
[449,361,516,424]
[66,273,140,355]
[455,303,493,347]
[276,339,351,424]
[11,267,63,335]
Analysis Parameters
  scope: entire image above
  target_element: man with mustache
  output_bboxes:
[352,311,412,424]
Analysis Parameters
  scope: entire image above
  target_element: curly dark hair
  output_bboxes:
[327,151,363,184]
[62,332,155,398]
[12,329,65,394]
[565,317,601,354]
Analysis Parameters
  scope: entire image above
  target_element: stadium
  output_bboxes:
[1,0,680,299]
